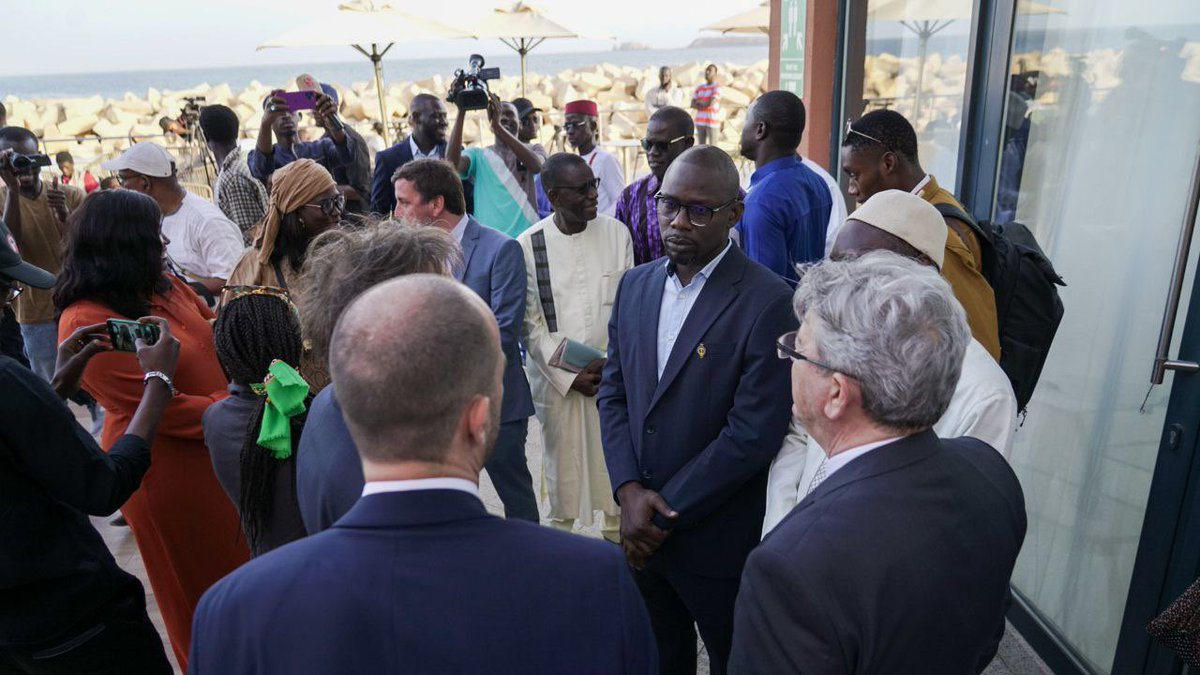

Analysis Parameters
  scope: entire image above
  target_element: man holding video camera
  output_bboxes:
[447,92,546,238]
[0,128,84,382]
[249,90,354,185]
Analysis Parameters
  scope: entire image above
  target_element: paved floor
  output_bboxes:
[83,408,1048,674]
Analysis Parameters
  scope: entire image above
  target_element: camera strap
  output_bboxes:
[530,230,558,333]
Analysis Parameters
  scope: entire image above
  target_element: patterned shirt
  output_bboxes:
[247,135,355,182]
[214,147,268,240]
[614,173,664,265]
[692,83,723,127]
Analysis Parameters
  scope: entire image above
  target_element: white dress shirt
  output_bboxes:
[450,213,470,244]
[656,240,733,379]
[810,436,903,488]
[361,477,480,498]
[409,136,443,160]
[801,156,849,256]
[581,147,625,216]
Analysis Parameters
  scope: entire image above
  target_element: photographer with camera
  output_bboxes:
[0,127,84,382]
[446,57,545,238]
[250,90,354,186]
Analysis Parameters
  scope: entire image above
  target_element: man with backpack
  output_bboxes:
[841,110,1000,360]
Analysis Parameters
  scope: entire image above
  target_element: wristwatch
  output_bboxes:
[143,371,178,397]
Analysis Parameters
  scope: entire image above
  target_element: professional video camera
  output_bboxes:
[447,54,500,111]
[2,153,51,174]
[180,96,206,128]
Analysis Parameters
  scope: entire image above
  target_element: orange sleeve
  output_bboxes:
[61,302,222,443]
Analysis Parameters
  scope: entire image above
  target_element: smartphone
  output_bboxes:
[273,90,318,112]
[106,319,161,353]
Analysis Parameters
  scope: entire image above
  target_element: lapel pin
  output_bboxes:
[697,344,707,359]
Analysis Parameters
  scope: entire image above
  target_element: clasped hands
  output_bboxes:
[616,482,678,570]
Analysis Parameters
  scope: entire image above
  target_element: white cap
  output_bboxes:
[848,190,947,268]
[101,143,175,178]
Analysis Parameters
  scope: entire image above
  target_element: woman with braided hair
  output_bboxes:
[204,289,310,557]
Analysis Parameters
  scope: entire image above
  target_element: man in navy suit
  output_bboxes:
[729,252,1026,674]
[393,158,538,521]
[599,145,796,675]
[369,94,448,216]
[190,275,657,674]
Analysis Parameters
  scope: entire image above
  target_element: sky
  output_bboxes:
[3,0,763,76]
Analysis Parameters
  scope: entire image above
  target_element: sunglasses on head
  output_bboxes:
[843,118,890,150]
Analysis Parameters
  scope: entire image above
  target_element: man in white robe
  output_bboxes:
[519,153,634,541]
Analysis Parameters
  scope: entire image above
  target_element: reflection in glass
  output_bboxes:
[993,2,1200,671]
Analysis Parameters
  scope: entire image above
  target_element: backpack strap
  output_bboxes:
[933,202,990,246]
[530,229,558,333]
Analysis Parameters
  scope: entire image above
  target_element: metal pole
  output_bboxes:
[520,39,528,97]
[371,44,390,146]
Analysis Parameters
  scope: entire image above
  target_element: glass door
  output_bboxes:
[990,2,1200,672]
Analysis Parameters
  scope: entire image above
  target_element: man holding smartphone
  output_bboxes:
[249,89,355,185]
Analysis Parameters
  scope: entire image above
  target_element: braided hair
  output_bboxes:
[212,293,306,555]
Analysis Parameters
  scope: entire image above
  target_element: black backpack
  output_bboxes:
[934,203,1066,411]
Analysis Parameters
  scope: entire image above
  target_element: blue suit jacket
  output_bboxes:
[369,136,448,215]
[456,216,535,423]
[190,490,658,674]
[729,432,1026,674]
[295,385,360,534]
[598,244,796,578]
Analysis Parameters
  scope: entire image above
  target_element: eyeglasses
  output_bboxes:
[843,118,888,149]
[303,193,346,216]
[776,330,840,373]
[116,171,147,187]
[654,193,739,227]
[5,285,23,302]
[640,136,687,153]
[562,121,590,132]
[551,177,601,194]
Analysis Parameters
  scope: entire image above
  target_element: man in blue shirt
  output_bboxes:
[249,91,355,184]
[737,90,832,284]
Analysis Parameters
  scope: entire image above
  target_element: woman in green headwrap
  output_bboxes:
[203,288,311,556]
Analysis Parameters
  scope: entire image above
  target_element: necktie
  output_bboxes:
[805,458,828,498]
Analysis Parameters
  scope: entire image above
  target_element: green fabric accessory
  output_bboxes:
[249,359,309,459]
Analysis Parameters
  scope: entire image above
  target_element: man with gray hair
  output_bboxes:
[729,252,1026,674]
[191,275,658,673]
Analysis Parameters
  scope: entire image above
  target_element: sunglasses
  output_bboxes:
[843,118,889,150]
[776,330,841,373]
[303,193,346,216]
[640,136,687,153]
[562,121,590,132]
[654,193,739,227]
[551,177,601,194]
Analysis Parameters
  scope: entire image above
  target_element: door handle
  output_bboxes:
[1152,141,1200,384]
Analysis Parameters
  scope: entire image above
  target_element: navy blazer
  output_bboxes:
[456,216,535,423]
[369,135,448,216]
[729,431,1027,674]
[190,490,658,674]
[294,385,360,534]
[598,244,796,578]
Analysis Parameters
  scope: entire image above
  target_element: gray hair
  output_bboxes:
[793,251,969,431]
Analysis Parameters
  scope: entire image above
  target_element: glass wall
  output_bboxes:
[855,0,974,191]
[993,1,1200,671]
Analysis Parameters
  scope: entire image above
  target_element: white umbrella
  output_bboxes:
[868,0,1065,120]
[258,1,472,144]
[701,2,770,35]
[468,2,582,96]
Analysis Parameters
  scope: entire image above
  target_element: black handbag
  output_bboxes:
[1148,576,1200,666]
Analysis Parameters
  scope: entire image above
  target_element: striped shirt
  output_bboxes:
[692,83,723,127]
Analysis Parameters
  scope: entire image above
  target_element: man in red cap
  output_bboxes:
[563,100,624,216]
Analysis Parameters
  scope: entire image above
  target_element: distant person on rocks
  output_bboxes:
[199,104,268,240]
[0,128,85,382]
[103,142,244,303]
[294,221,460,533]
[645,66,685,114]
[842,109,1000,360]
[55,151,99,193]
[519,153,633,542]
[615,106,694,265]
[738,90,832,283]
[448,93,545,237]
[562,99,624,216]
[370,93,448,216]
[249,89,354,186]
[691,64,723,145]
[190,275,658,675]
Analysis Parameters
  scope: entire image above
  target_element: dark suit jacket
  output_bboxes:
[729,431,1027,674]
[295,385,361,534]
[456,216,534,424]
[369,136,448,216]
[598,244,796,578]
[190,490,658,674]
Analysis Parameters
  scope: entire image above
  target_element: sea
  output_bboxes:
[0,45,769,101]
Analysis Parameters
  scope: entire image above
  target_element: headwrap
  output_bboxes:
[250,360,310,459]
[252,158,337,266]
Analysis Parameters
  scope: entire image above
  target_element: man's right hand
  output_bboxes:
[616,482,678,569]
[262,95,289,127]
[569,368,601,397]
[135,317,180,381]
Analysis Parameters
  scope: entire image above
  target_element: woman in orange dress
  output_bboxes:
[54,190,249,669]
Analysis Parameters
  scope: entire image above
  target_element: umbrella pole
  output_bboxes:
[371,44,390,146]
[520,41,528,98]
[914,27,928,123]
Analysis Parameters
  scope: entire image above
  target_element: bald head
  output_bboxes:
[668,145,741,202]
[330,275,502,464]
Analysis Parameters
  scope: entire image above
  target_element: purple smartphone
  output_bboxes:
[273,90,318,111]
